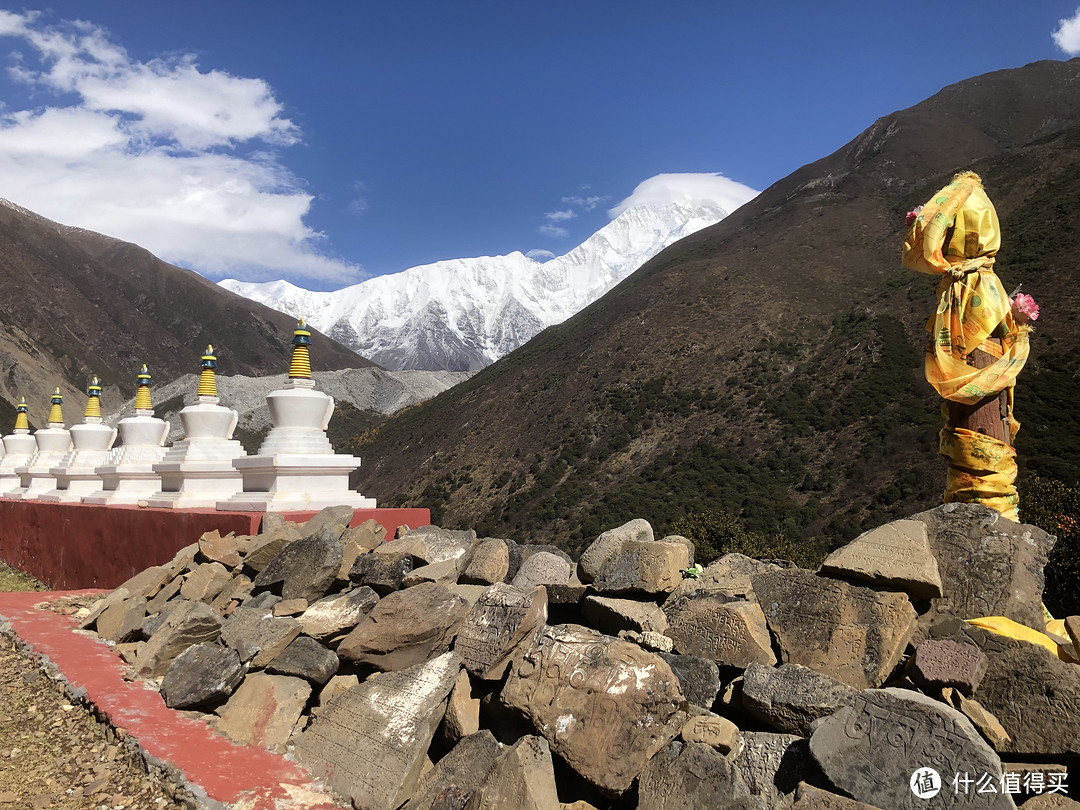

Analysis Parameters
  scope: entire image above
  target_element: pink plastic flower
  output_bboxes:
[906,206,923,227]
[1012,292,1040,322]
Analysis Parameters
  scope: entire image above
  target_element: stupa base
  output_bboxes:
[38,474,109,503]
[82,467,164,505]
[217,453,374,512]
[146,464,245,509]
[5,474,59,500]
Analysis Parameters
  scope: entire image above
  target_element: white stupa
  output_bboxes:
[84,365,170,505]
[0,399,37,492]
[218,318,376,512]
[6,389,72,499]
[40,377,118,502]
[146,345,247,508]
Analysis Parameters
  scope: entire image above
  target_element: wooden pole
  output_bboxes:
[946,338,1010,443]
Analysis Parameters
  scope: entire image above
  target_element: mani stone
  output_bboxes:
[732,732,823,809]
[665,553,789,605]
[582,595,668,635]
[393,525,476,566]
[441,668,480,744]
[911,503,1054,638]
[300,504,353,538]
[638,740,757,810]
[197,530,243,568]
[741,662,858,737]
[751,568,917,689]
[657,652,721,710]
[577,518,654,583]
[350,549,414,594]
[243,523,303,573]
[664,593,776,668]
[402,731,504,810]
[466,735,560,810]
[510,552,572,589]
[792,783,884,810]
[179,562,234,603]
[809,688,1015,810]
[460,539,510,585]
[297,586,379,640]
[591,539,691,595]
[339,519,387,578]
[620,630,675,654]
[819,519,943,600]
[928,620,1080,757]
[681,713,740,754]
[135,601,224,678]
[500,623,687,795]
[219,606,301,667]
[337,582,469,671]
[295,652,462,810]
[454,583,547,680]
[403,558,463,588]
[96,594,147,643]
[265,635,340,685]
[251,527,343,602]
[911,639,989,695]
[215,672,311,753]
[159,643,245,710]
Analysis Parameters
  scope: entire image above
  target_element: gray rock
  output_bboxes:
[160,643,245,709]
[135,601,224,678]
[219,606,301,667]
[349,549,414,594]
[592,539,691,595]
[339,519,387,579]
[910,639,989,696]
[810,689,1015,810]
[145,576,184,616]
[792,782,884,810]
[819,519,943,600]
[752,568,917,689]
[657,652,721,710]
[337,581,469,671]
[665,553,789,605]
[619,629,675,653]
[300,504,353,539]
[297,586,379,640]
[681,713,740,754]
[215,673,311,754]
[460,539,510,585]
[578,518,654,584]
[465,735,560,810]
[733,732,824,809]
[638,740,758,810]
[96,594,147,643]
[510,552,572,589]
[500,624,686,794]
[265,635,340,685]
[251,527,343,602]
[582,594,668,636]
[664,593,776,668]
[402,731,503,810]
[295,652,462,810]
[393,525,476,565]
[912,503,1054,638]
[454,583,547,680]
[403,558,462,588]
[741,662,858,737]
[243,523,303,573]
[179,561,234,603]
[208,574,253,615]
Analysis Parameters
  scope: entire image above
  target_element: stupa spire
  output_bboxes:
[84,376,102,419]
[47,388,64,426]
[289,318,312,380]
[14,397,28,432]
[135,365,153,412]
[197,345,218,398]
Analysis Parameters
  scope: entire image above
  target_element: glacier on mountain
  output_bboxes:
[220,202,727,371]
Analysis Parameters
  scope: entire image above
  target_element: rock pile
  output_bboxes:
[78,503,1080,809]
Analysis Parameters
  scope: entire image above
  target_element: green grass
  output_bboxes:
[0,560,45,592]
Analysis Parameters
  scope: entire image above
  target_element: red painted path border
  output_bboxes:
[0,590,346,810]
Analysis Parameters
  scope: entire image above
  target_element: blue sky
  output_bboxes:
[0,2,1078,291]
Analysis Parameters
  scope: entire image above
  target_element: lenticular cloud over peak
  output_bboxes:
[609,172,759,218]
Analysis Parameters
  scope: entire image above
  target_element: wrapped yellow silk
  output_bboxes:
[903,172,1029,521]
[966,616,1078,662]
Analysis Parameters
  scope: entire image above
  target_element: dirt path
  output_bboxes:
[0,562,186,810]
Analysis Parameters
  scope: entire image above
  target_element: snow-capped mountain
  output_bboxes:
[220,202,727,371]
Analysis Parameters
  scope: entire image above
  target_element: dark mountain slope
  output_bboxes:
[0,201,373,423]
[352,58,1080,555]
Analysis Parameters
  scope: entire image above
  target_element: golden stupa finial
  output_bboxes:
[14,396,28,431]
[47,387,64,425]
[84,376,102,419]
[197,344,218,398]
[135,364,153,411]
[289,318,312,380]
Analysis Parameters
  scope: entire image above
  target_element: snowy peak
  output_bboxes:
[221,202,728,371]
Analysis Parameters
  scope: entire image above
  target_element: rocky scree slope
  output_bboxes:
[77,501,1079,809]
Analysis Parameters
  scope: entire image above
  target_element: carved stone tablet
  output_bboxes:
[582,595,669,635]
[454,583,547,680]
[911,639,989,695]
[751,568,916,688]
[500,624,686,794]
[297,586,379,640]
[820,519,942,600]
[592,539,691,595]
[251,527,343,602]
[134,600,223,678]
[215,673,311,754]
[510,552,572,590]
[741,661,857,737]
[578,518,654,583]
[460,539,510,585]
[638,740,754,810]
[295,652,462,810]
[656,652,721,710]
[809,688,1015,810]
[402,731,503,810]
[664,594,776,668]
[467,735,560,810]
[219,605,301,667]
[732,732,822,807]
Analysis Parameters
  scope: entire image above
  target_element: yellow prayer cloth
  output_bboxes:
[902,172,1030,405]
[966,616,1078,662]
[938,424,1020,521]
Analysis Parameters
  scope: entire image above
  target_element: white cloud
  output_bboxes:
[526,248,555,262]
[545,209,575,222]
[0,12,359,284]
[562,194,602,211]
[609,172,759,218]
[539,222,570,239]
[1052,7,1080,55]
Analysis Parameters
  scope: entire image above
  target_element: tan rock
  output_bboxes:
[96,595,147,643]
[819,519,942,600]
[466,735,560,810]
[179,562,233,603]
[793,782,884,809]
[197,530,242,568]
[442,669,480,744]
[460,539,510,585]
[215,673,311,753]
[664,595,776,668]
[454,583,547,680]
[941,688,1011,750]
[680,713,740,754]
[272,598,309,616]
